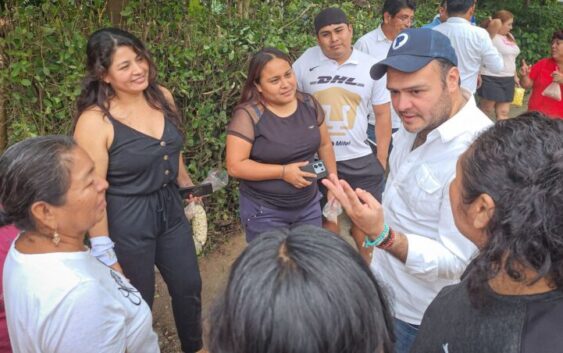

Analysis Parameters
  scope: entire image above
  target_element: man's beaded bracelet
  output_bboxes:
[363,224,390,248]
[378,227,396,249]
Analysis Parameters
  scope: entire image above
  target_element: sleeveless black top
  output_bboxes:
[106,115,183,196]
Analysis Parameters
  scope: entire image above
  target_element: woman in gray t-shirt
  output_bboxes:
[226,48,337,242]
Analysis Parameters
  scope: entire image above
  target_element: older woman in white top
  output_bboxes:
[478,10,521,120]
[0,136,159,353]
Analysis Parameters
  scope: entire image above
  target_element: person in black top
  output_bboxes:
[226,48,336,242]
[411,112,563,353]
[73,28,202,353]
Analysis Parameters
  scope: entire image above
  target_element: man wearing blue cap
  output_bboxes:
[322,28,492,353]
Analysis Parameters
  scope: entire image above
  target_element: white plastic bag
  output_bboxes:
[542,81,562,101]
[322,198,343,224]
[202,168,229,192]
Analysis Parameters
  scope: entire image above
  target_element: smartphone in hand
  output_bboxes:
[178,183,213,199]
[299,160,328,179]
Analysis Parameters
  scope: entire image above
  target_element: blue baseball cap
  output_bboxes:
[370,28,458,80]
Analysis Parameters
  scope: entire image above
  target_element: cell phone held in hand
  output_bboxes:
[300,160,328,179]
[179,183,213,199]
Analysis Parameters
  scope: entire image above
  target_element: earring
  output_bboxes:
[52,231,61,246]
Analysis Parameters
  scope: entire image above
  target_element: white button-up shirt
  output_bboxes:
[354,25,401,129]
[371,90,493,325]
[434,17,503,93]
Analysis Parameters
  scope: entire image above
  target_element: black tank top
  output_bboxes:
[106,115,183,196]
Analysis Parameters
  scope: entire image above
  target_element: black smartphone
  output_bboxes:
[300,160,328,179]
[178,183,213,199]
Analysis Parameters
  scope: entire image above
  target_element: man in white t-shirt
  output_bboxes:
[355,0,415,142]
[434,0,503,92]
[293,7,391,259]
[322,28,493,353]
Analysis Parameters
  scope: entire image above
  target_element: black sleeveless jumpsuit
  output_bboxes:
[105,115,202,352]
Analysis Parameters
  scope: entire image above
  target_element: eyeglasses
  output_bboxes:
[395,15,414,23]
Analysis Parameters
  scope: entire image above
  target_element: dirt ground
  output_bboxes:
[152,230,247,353]
[151,100,529,353]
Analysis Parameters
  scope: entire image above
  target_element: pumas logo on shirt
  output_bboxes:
[309,75,365,87]
[313,87,361,137]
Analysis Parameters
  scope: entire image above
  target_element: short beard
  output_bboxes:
[416,86,452,139]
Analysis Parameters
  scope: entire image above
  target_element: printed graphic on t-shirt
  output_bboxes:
[313,87,361,147]
[308,75,365,87]
[111,269,142,305]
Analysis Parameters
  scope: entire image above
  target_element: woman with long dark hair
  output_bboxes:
[226,48,336,242]
[73,28,201,353]
[1,136,159,352]
[411,113,563,352]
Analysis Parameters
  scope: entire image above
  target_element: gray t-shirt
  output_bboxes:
[227,92,324,209]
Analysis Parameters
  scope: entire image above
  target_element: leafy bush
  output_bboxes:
[1,0,561,247]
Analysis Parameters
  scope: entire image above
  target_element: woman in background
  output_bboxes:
[478,10,521,120]
[520,30,563,119]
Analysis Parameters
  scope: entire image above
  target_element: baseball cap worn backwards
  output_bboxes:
[370,28,458,80]
[314,7,349,34]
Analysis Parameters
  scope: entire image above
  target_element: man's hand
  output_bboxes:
[322,174,385,237]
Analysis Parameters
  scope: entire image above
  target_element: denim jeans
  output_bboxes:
[394,318,420,353]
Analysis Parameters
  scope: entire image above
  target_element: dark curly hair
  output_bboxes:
[460,112,563,306]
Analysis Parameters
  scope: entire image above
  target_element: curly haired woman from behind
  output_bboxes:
[411,113,563,352]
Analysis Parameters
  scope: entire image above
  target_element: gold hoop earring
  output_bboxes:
[52,231,61,246]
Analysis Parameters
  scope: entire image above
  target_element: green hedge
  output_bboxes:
[1,0,561,247]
